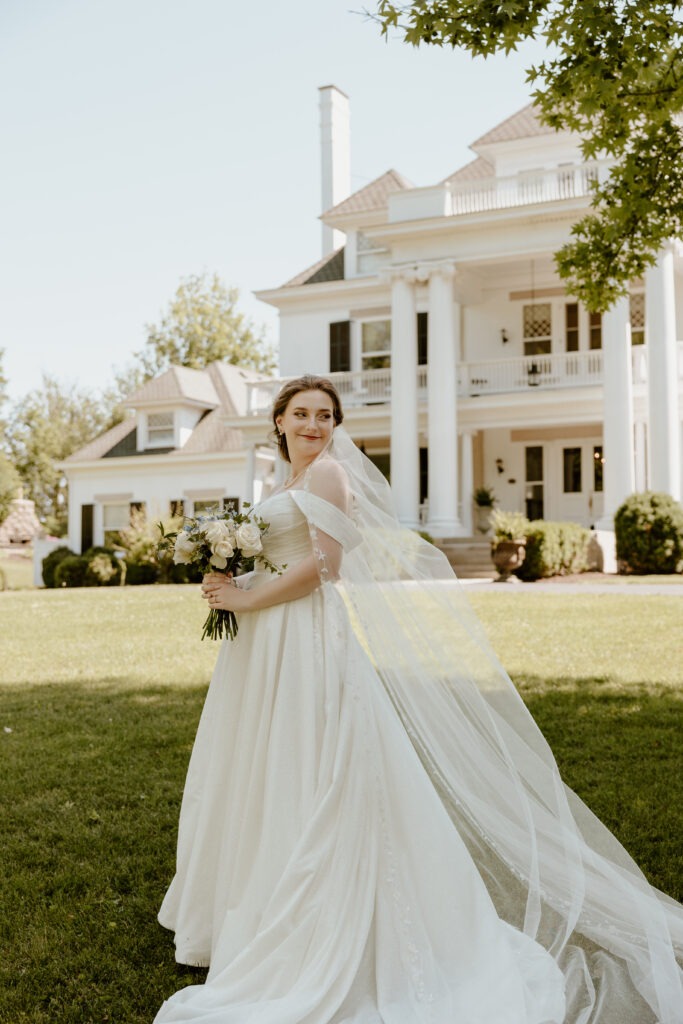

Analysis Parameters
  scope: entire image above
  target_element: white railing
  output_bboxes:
[447,161,611,216]
[245,343,683,414]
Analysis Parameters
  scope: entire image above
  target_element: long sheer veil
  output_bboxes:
[313,425,682,1024]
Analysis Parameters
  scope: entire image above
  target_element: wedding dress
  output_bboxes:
[156,429,682,1024]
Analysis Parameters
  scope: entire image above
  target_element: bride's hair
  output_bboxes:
[270,375,344,463]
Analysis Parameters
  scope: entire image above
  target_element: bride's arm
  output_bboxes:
[203,461,348,613]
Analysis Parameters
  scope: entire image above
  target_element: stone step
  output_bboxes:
[433,538,496,579]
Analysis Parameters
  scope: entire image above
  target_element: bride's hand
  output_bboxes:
[202,572,253,612]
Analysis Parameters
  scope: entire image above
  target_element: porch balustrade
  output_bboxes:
[244,342,683,414]
[447,161,611,216]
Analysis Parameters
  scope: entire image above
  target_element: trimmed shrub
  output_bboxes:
[42,545,73,588]
[83,547,123,586]
[515,521,591,581]
[124,560,159,585]
[54,554,89,588]
[615,492,683,574]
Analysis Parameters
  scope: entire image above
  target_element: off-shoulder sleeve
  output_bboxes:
[289,459,362,584]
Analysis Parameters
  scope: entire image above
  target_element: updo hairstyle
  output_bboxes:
[270,375,344,463]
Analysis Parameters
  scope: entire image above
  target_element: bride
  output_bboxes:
[155,375,682,1024]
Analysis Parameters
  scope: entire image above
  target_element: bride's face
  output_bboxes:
[277,389,335,462]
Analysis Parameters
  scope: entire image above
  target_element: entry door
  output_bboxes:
[557,442,604,527]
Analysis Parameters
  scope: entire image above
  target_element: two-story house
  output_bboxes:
[244,88,682,565]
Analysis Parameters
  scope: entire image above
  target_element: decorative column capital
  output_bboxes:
[381,264,420,285]
[421,259,457,282]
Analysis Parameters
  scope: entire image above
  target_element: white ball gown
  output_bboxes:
[155,429,682,1024]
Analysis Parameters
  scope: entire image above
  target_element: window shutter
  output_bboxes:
[81,504,93,553]
[417,312,428,366]
[329,321,351,373]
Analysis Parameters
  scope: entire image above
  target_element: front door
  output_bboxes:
[553,441,604,527]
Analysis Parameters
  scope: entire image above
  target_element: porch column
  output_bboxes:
[426,262,465,537]
[244,445,256,505]
[645,247,681,500]
[460,430,474,536]
[390,269,420,528]
[596,295,635,529]
[634,420,647,493]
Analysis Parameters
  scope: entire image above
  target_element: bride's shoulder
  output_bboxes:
[307,458,350,509]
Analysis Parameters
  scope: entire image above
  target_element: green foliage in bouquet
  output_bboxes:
[158,504,283,640]
[615,492,683,575]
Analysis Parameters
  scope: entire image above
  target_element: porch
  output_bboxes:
[245,343,683,414]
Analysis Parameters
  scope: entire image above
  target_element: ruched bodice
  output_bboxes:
[252,491,313,573]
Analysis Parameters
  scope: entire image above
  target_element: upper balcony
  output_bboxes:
[388,161,613,223]
[245,343,683,415]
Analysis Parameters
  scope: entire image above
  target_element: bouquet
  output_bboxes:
[158,505,283,641]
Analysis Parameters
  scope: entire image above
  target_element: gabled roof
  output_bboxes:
[323,169,413,218]
[65,417,138,462]
[442,155,494,187]
[471,104,553,147]
[125,365,220,409]
[282,247,345,288]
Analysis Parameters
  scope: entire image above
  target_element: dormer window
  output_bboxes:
[147,411,174,447]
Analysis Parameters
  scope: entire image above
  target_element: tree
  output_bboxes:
[0,349,20,522]
[375,1,683,310]
[6,376,109,535]
[136,272,275,377]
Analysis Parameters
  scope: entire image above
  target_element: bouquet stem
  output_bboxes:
[201,608,238,642]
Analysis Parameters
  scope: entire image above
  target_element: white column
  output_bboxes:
[634,420,647,493]
[596,295,635,529]
[645,248,681,500]
[425,262,464,537]
[244,445,256,506]
[390,270,420,528]
[460,430,474,536]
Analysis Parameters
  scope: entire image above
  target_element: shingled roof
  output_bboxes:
[323,169,413,218]
[442,155,495,187]
[125,365,220,409]
[282,247,345,288]
[472,104,553,147]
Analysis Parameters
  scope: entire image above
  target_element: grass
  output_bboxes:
[0,586,681,1023]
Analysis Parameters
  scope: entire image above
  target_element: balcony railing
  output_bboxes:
[447,161,611,217]
[244,343,683,415]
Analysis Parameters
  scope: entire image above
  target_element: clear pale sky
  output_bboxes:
[1,0,546,402]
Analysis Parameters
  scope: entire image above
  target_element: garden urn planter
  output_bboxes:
[491,539,526,582]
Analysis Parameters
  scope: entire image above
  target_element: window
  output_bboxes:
[589,312,602,350]
[329,321,351,373]
[417,312,428,366]
[193,499,221,515]
[147,411,174,447]
[630,293,645,345]
[223,497,240,512]
[361,320,391,369]
[525,446,544,520]
[103,503,129,547]
[523,303,551,356]
[593,446,604,492]
[565,304,579,352]
[356,232,389,275]
[81,504,94,553]
[563,448,582,493]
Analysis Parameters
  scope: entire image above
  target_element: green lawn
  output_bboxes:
[0,586,681,1023]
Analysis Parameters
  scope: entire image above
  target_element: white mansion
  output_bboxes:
[63,88,683,566]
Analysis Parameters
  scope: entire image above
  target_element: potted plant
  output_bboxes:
[489,509,530,582]
[473,486,496,535]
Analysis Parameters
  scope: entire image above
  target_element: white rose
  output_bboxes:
[173,532,196,565]
[200,520,225,544]
[235,521,262,557]
[212,538,234,559]
[209,552,228,569]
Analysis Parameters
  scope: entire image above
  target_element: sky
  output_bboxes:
[1,0,547,403]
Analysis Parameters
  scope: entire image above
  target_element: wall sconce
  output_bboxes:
[501,328,509,344]
[495,458,505,475]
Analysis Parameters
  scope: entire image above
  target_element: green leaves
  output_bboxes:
[138,271,275,377]
[375,1,683,310]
